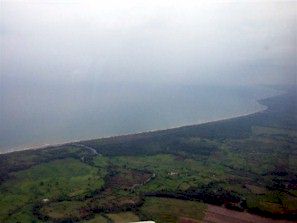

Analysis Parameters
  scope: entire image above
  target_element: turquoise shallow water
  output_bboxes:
[0,82,279,153]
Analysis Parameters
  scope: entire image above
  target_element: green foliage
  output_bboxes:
[3,205,41,223]
[140,197,206,223]
[82,214,109,223]
[106,212,139,223]
[111,154,226,192]
[0,158,106,222]
[40,200,86,221]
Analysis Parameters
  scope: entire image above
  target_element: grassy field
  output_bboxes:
[2,205,42,223]
[40,200,86,221]
[107,212,140,223]
[83,214,109,223]
[140,197,206,223]
[111,154,227,192]
[0,158,106,222]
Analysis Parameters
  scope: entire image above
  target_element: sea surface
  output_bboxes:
[0,82,279,153]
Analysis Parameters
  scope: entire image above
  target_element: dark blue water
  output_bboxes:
[0,81,278,153]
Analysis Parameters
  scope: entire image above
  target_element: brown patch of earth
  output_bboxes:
[175,155,186,161]
[179,217,201,223]
[108,169,152,190]
[202,205,293,223]
[86,192,141,212]
[245,184,267,195]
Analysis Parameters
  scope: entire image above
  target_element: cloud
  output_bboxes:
[1,0,296,85]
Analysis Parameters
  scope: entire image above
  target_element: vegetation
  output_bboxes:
[139,197,206,223]
[0,89,296,222]
[82,214,108,223]
[0,158,106,222]
[106,212,140,223]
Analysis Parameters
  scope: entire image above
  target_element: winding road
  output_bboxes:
[70,143,99,155]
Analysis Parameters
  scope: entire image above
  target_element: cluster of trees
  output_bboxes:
[144,181,245,210]
[0,145,92,184]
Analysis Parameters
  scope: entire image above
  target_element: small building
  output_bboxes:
[168,171,178,176]
[42,198,49,203]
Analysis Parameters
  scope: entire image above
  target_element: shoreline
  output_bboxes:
[0,101,269,156]
[1,90,295,222]
[2,86,286,155]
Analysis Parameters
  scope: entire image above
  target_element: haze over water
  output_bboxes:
[0,1,295,152]
[0,82,278,153]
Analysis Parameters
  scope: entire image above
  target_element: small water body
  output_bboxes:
[0,81,279,153]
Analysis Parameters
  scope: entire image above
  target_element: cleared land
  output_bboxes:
[202,204,293,223]
[140,197,207,223]
[107,212,140,223]
[83,215,108,223]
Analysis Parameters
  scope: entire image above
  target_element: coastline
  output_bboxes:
[0,95,272,156]
[1,90,296,222]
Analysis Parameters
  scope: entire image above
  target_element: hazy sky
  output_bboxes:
[0,0,296,86]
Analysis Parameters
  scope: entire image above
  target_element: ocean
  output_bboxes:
[0,82,279,153]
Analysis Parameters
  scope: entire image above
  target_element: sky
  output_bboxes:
[0,0,296,86]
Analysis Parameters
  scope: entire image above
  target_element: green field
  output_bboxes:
[83,214,109,223]
[0,158,106,222]
[107,212,140,223]
[111,153,226,192]
[40,200,86,221]
[140,197,206,223]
